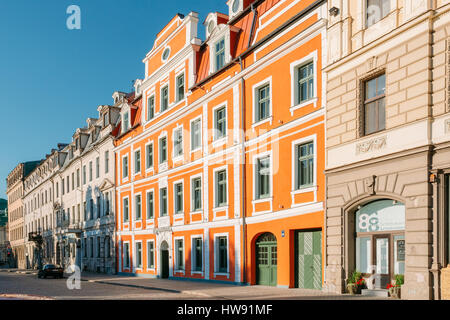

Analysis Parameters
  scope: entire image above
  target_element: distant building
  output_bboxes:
[0,199,8,265]
[6,162,40,268]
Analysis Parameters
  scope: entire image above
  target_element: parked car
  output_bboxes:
[38,264,64,279]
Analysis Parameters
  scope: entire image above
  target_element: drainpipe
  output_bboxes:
[239,56,247,285]
[240,1,257,286]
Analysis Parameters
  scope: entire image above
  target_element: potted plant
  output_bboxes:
[347,271,364,294]
[387,274,404,298]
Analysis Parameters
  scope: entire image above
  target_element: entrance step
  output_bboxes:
[361,289,389,297]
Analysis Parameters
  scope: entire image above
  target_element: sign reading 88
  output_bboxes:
[358,213,379,232]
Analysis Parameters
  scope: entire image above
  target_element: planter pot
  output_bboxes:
[389,286,401,299]
[347,283,357,295]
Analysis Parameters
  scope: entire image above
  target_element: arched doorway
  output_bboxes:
[160,241,169,279]
[255,233,277,286]
[353,199,405,289]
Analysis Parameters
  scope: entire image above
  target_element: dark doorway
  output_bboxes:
[160,241,169,279]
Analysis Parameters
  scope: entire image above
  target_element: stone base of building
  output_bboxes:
[441,266,450,300]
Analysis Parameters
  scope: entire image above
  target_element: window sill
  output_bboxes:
[290,97,318,115]
[252,116,273,129]
[146,268,155,272]
[174,270,185,275]
[145,167,154,174]
[212,136,227,148]
[213,205,228,212]
[214,272,230,278]
[190,147,202,154]
[252,197,272,204]
[291,185,317,195]
[190,271,203,275]
[172,155,184,163]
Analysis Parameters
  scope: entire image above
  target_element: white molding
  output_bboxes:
[190,115,203,153]
[290,50,318,114]
[251,76,273,127]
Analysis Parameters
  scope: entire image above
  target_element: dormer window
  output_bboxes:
[103,112,110,127]
[228,0,243,19]
[215,38,225,71]
[123,111,130,132]
[232,0,240,13]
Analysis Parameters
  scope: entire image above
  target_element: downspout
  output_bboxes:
[240,3,257,285]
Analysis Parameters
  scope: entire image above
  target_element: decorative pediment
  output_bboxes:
[99,178,115,191]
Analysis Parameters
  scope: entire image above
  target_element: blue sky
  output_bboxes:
[0,0,227,200]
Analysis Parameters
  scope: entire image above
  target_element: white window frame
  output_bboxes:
[134,192,142,221]
[122,154,129,182]
[172,125,184,161]
[290,50,318,114]
[213,165,228,209]
[190,116,203,152]
[146,189,155,221]
[175,71,185,103]
[291,134,318,200]
[134,240,143,271]
[190,174,203,213]
[133,147,141,176]
[252,151,273,201]
[174,236,185,273]
[122,196,130,223]
[190,235,204,275]
[159,186,168,217]
[214,233,229,277]
[147,93,155,121]
[173,179,184,215]
[122,110,130,133]
[212,102,228,144]
[252,76,273,127]
[146,239,155,271]
[145,141,154,172]
[123,241,130,270]
[158,134,168,168]
[160,84,170,113]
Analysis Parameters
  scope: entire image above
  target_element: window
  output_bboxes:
[296,142,314,189]
[62,178,65,195]
[214,106,226,140]
[146,191,154,219]
[82,166,86,185]
[174,183,183,214]
[103,112,110,127]
[366,0,390,27]
[174,128,183,157]
[147,96,155,120]
[161,86,169,112]
[191,119,201,151]
[66,176,69,194]
[89,199,94,220]
[175,239,184,271]
[71,172,75,191]
[297,62,314,104]
[83,201,87,221]
[215,38,225,71]
[97,236,100,258]
[76,169,80,188]
[90,237,94,258]
[147,241,155,269]
[123,243,130,268]
[256,84,270,122]
[193,237,203,272]
[135,242,142,269]
[56,182,59,197]
[192,177,202,211]
[105,151,109,174]
[123,198,129,222]
[146,144,153,169]
[123,156,129,179]
[159,137,167,164]
[134,150,141,174]
[215,169,227,207]
[176,74,185,101]
[89,161,93,182]
[123,112,129,132]
[97,196,101,219]
[363,73,386,135]
[217,236,228,273]
[160,187,168,217]
[256,156,270,199]
[96,157,100,178]
[135,194,141,220]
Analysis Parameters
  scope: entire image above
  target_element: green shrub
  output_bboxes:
[395,274,404,286]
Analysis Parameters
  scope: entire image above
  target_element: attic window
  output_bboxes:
[208,20,215,34]
[232,0,240,13]
[162,47,171,62]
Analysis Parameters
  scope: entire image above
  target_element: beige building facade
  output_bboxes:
[6,162,40,268]
[324,0,450,299]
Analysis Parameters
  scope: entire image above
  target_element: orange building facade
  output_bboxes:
[114,0,327,288]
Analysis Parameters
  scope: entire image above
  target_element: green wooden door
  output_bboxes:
[296,230,322,289]
[256,233,277,286]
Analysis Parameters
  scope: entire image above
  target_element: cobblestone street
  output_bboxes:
[0,269,388,300]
